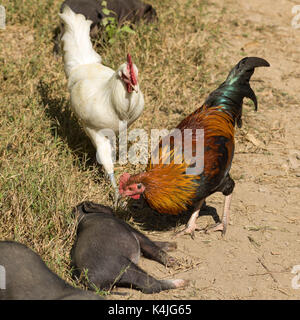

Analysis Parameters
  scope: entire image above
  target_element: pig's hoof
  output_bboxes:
[172,279,190,288]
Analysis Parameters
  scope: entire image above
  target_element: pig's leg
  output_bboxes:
[129,229,177,267]
[117,260,188,294]
[152,241,177,252]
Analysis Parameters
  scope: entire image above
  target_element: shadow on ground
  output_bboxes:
[116,196,221,232]
[37,79,98,170]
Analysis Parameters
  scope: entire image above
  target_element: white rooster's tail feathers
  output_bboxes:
[59,5,101,77]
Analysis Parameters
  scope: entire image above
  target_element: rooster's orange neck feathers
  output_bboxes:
[132,165,200,215]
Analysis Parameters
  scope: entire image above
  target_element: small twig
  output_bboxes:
[161,261,202,279]
[257,258,278,283]
[276,288,290,297]
[249,271,289,277]
[244,225,277,232]
[248,236,261,247]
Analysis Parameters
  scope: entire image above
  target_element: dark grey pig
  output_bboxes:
[0,241,103,300]
[71,201,188,294]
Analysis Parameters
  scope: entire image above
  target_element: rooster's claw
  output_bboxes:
[203,222,227,236]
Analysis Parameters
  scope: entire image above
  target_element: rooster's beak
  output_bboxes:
[132,84,138,93]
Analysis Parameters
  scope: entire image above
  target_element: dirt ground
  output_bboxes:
[110,0,300,300]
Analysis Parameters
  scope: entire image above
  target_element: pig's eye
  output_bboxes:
[137,183,142,189]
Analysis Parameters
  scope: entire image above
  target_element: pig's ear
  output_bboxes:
[72,201,87,219]
[82,201,113,215]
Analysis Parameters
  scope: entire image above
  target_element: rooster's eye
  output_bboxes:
[137,183,142,189]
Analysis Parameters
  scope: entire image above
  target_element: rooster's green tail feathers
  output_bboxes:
[204,57,270,126]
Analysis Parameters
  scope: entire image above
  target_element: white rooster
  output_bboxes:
[59,6,144,204]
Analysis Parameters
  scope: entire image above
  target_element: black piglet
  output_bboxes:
[71,201,189,294]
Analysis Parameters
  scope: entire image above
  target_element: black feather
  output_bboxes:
[204,57,270,124]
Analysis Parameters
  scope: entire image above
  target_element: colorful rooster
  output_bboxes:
[119,57,270,237]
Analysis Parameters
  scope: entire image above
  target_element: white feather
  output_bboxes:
[59,5,101,77]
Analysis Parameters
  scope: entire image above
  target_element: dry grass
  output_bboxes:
[0,0,287,298]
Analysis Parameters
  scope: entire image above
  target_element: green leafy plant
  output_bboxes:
[100,0,135,44]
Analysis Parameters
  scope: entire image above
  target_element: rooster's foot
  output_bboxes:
[174,208,202,239]
[118,199,128,210]
[113,189,121,211]
[174,225,200,240]
[203,222,227,236]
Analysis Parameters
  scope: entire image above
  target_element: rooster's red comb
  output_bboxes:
[119,173,131,194]
[127,53,137,86]
[127,53,132,65]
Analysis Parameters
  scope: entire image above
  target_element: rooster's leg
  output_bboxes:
[205,193,232,235]
[91,131,120,208]
[108,172,120,208]
[175,199,205,239]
